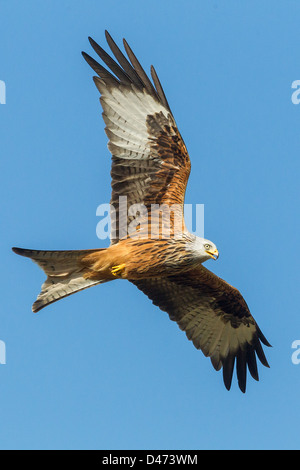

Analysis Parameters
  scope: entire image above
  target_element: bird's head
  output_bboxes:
[192,237,219,261]
[203,240,219,260]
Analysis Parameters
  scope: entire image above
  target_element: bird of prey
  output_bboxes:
[12,31,270,392]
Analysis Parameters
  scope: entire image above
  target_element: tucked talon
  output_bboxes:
[111,264,126,277]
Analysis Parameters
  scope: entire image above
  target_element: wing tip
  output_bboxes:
[88,36,95,46]
[257,325,272,348]
[83,31,169,109]
[221,333,271,393]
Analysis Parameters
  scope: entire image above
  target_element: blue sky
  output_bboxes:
[1,0,300,450]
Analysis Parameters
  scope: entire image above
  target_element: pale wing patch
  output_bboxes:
[95,78,172,161]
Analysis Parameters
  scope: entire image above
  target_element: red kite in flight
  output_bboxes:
[13,31,270,392]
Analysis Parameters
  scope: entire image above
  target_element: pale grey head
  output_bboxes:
[186,236,219,263]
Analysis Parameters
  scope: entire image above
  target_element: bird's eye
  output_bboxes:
[204,244,211,250]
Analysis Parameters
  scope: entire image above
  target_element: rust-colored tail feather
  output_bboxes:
[12,247,108,312]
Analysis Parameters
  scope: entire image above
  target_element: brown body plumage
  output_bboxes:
[81,234,202,281]
[12,31,271,393]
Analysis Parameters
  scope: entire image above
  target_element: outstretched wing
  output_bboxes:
[132,266,271,393]
[82,31,191,243]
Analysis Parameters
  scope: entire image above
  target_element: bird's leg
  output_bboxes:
[111,263,126,278]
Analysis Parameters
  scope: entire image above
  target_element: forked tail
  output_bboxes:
[12,247,109,313]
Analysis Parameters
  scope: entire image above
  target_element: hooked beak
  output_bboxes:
[206,248,219,260]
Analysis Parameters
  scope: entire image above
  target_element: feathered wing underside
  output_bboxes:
[82,31,191,243]
[132,266,271,393]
